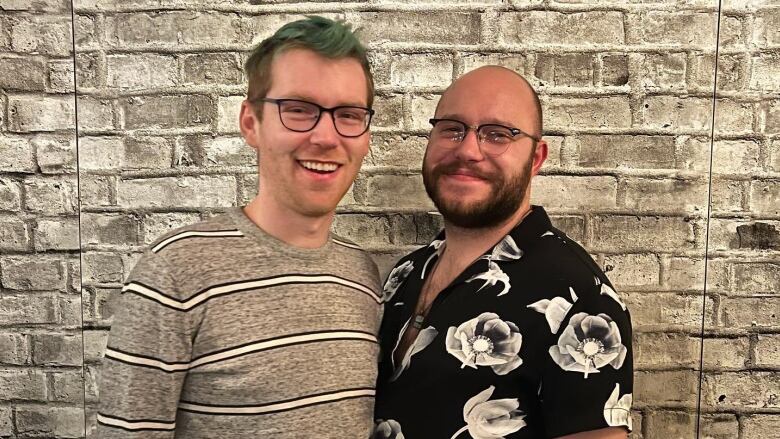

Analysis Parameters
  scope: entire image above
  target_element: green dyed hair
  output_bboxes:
[244,16,374,114]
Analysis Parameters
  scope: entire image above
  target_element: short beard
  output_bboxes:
[423,152,534,229]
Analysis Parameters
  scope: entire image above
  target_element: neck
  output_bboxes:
[243,191,334,249]
[441,202,532,267]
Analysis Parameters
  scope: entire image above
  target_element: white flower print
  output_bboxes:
[484,235,523,262]
[421,239,445,279]
[390,317,438,382]
[595,276,627,311]
[527,287,579,334]
[603,383,632,430]
[450,385,526,439]
[446,312,523,375]
[372,419,405,439]
[466,261,511,296]
[383,260,414,302]
[549,312,627,378]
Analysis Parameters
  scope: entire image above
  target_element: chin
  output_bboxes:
[440,193,487,210]
[297,199,340,217]
[298,205,337,218]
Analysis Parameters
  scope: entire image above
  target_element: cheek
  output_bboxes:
[423,149,460,177]
[259,131,306,158]
[422,146,443,170]
[349,139,370,162]
[422,154,434,175]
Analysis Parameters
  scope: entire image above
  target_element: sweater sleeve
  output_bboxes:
[97,250,199,438]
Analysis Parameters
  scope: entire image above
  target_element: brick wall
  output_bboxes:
[0,0,86,437]
[0,1,777,438]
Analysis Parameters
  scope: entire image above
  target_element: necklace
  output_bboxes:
[411,250,445,329]
[409,209,534,330]
[412,288,438,329]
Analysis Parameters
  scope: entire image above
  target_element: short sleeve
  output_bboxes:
[540,275,633,437]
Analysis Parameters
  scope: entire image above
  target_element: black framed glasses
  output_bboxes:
[253,98,374,138]
[429,118,540,157]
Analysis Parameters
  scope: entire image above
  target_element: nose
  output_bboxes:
[309,111,339,148]
[453,128,485,162]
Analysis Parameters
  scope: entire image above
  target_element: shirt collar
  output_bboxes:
[504,205,555,253]
[428,205,553,252]
[417,205,554,279]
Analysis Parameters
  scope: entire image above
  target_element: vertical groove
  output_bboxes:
[68,0,87,437]
[696,1,723,437]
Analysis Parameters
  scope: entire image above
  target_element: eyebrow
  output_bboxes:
[437,114,518,127]
[281,94,369,108]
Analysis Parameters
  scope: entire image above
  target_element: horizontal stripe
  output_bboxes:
[152,229,244,253]
[190,330,376,368]
[122,282,182,309]
[105,330,377,373]
[97,413,175,431]
[332,237,361,250]
[123,274,381,311]
[103,354,187,373]
[183,274,380,304]
[104,347,190,372]
[179,388,375,416]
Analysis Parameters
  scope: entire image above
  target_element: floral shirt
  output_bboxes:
[373,207,633,439]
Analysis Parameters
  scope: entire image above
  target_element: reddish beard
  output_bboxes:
[423,153,533,229]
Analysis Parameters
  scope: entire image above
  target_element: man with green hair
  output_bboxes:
[97,16,382,438]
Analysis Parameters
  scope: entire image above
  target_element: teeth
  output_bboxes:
[300,161,339,172]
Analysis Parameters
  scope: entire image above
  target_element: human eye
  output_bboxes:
[336,108,367,122]
[482,126,514,144]
[436,122,464,138]
[280,101,318,117]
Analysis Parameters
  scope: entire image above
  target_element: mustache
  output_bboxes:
[431,161,497,181]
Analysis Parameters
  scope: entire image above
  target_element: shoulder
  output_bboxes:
[511,228,630,329]
[125,212,246,289]
[330,233,376,267]
[330,233,381,281]
[382,241,438,284]
[393,240,439,269]
[536,230,631,334]
[147,211,244,257]
[330,234,363,251]
[522,228,613,297]
[378,241,438,303]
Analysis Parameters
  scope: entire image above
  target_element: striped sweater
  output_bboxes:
[97,208,383,438]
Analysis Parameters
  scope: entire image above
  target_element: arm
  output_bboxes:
[556,427,628,439]
[97,252,197,438]
[540,274,634,438]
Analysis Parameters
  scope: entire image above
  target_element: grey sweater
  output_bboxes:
[97,208,383,438]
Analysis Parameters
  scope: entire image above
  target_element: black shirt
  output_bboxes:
[373,206,633,438]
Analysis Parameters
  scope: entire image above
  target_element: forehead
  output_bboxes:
[267,48,369,106]
[436,70,535,126]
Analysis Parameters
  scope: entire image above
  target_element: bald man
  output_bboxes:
[372,67,633,439]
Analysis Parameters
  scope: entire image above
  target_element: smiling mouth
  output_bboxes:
[434,163,490,181]
[298,160,341,174]
[444,171,488,182]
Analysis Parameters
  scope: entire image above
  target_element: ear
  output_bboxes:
[239,100,261,149]
[531,139,548,176]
